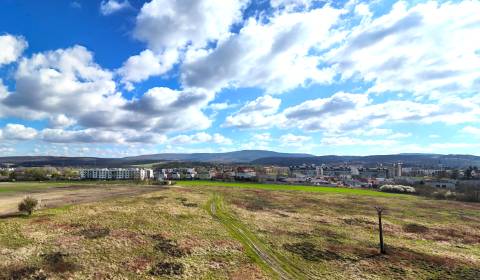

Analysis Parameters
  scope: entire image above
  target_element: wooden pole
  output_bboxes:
[375,206,386,254]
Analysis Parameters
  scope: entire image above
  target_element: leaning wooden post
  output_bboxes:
[375,206,386,254]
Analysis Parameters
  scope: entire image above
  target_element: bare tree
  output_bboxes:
[374,206,386,254]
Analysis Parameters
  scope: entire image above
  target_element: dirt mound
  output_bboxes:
[149,262,184,276]
[403,223,429,233]
[152,234,189,257]
[283,242,342,261]
[41,251,79,273]
[79,227,110,239]
[7,266,47,280]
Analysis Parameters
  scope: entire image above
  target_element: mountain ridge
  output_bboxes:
[0,151,479,168]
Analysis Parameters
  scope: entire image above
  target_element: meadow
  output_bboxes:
[0,181,478,279]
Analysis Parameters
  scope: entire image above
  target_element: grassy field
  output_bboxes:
[0,181,479,279]
[179,180,410,197]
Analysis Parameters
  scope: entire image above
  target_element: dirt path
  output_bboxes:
[0,184,163,216]
[207,193,309,280]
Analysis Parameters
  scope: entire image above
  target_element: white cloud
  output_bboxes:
[0,124,38,140]
[0,146,15,154]
[40,128,167,144]
[461,126,480,137]
[351,128,393,136]
[5,45,119,116]
[280,91,480,133]
[100,0,131,15]
[117,49,178,89]
[320,136,397,147]
[0,46,215,144]
[270,0,323,11]
[48,114,76,128]
[120,0,247,88]
[254,133,272,141]
[0,34,28,66]
[224,95,282,128]
[387,132,411,139]
[280,133,311,147]
[208,102,236,111]
[182,5,342,93]
[169,132,232,145]
[134,0,246,52]
[327,0,480,98]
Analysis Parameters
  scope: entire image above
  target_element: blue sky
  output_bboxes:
[0,0,479,157]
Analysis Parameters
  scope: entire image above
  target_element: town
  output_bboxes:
[3,162,479,195]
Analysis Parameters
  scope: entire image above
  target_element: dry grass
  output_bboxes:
[0,183,479,279]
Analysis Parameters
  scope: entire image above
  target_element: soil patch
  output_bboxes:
[41,251,79,273]
[403,223,429,233]
[149,262,184,276]
[342,217,376,226]
[152,234,189,257]
[6,266,47,280]
[79,227,110,239]
[283,242,342,261]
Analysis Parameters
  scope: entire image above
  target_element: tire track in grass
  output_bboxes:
[207,193,312,280]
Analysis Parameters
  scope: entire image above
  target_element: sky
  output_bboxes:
[0,0,479,157]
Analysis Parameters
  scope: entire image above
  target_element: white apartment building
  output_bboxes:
[80,168,154,181]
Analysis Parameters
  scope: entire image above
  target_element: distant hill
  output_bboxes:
[1,151,479,168]
[124,150,314,163]
[0,150,314,167]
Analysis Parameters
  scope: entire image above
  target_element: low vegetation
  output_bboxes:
[0,181,478,279]
[379,184,416,193]
[18,196,38,215]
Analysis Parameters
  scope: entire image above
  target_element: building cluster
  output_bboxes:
[155,168,198,180]
[80,168,154,181]
[76,163,480,191]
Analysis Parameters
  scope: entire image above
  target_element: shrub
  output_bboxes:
[379,185,416,194]
[18,197,38,215]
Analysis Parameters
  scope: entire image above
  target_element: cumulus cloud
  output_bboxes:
[117,49,178,89]
[0,34,28,66]
[224,90,480,135]
[0,46,214,143]
[48,114,76,128]
[100,0,131,15]
[182,5,342,93]
[123,87,213,132]
[118,0,247,88]
[4,45,119,115]
[134,0,246,52]
[281,92,480,133]
[224,95,282,128]
[327,0,480,98]
[0,124,38,140]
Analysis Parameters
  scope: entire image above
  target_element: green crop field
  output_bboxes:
[0,181,479,279]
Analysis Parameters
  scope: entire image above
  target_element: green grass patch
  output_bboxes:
[180,180,412,198]
[0,221,31,248]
